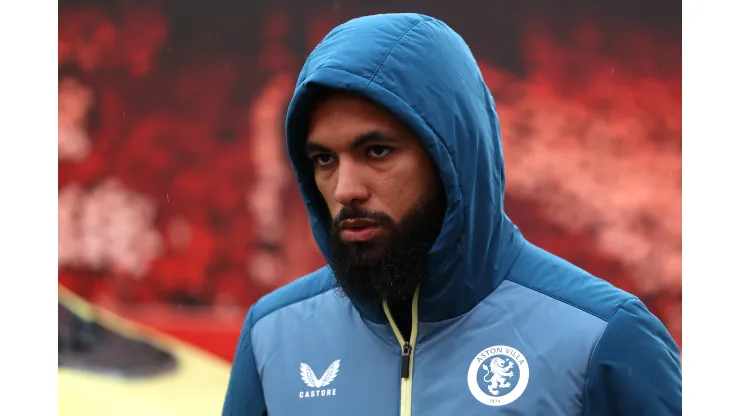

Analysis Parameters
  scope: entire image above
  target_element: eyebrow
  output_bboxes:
[305,130,400,155]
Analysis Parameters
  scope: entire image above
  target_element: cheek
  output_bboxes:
[326,203,342,219]
[394,156,440,215]
[376,171,424,220]
[314,176,341,218]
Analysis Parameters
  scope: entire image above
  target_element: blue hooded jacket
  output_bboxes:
[223,13,682,415]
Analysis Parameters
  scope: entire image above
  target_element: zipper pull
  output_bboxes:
[401,342,412,379]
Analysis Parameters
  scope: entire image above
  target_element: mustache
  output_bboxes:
[331,207,393,228]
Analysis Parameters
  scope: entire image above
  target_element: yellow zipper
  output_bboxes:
[383,286,419,416]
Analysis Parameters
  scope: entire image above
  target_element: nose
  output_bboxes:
[333,159,370,207]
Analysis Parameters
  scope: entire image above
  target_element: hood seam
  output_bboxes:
[363,18,425,91]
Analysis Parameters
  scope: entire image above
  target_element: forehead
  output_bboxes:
[307,92,415,146]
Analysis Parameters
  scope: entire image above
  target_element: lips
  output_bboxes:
[339,218,381,242]
[340,218,378,229]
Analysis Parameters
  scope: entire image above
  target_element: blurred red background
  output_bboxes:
[58,0,681,361]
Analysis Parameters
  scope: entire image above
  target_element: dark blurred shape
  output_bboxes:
[59,303,177,378]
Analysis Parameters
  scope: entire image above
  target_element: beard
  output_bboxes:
[327,188,446,307]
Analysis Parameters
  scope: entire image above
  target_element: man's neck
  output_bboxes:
[388,298,413,341]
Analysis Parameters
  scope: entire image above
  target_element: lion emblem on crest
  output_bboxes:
[468,345,530,407]
[481,357,515,396]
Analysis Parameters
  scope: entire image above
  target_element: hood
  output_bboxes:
[285,13,524,323]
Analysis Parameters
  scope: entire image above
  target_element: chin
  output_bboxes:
[345,236,389,250]
[344,240,389,262]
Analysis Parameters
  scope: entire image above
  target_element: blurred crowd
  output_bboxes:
[58,2,681,346]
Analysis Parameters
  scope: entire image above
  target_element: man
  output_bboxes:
[223,13,682,416]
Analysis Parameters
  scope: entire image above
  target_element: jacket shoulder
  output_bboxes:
[250,266,335,327]
[506,242,638,322]
[581,297,682,415]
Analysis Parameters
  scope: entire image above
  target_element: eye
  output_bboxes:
[311,154,336,168]
[367,145,392,159]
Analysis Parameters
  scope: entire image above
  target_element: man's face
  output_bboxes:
[305,92,446,305]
